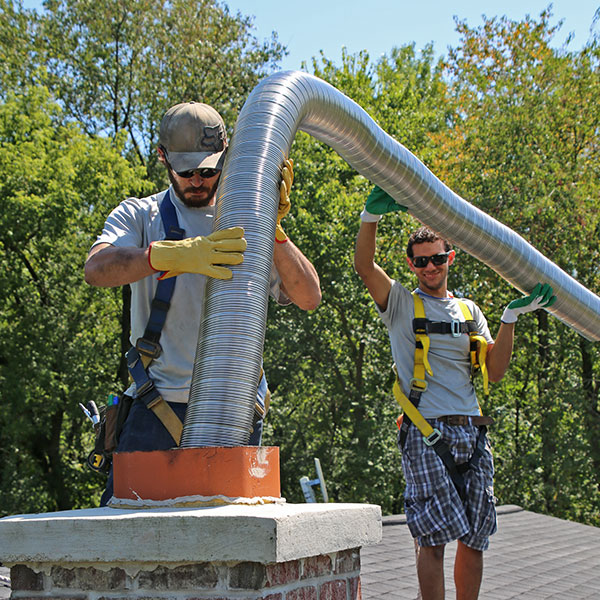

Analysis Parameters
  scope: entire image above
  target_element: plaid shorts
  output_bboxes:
[399,421,497,551]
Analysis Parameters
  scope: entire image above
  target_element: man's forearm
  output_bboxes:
[354,221,378,279]
[486,321,515,382]
[85,243,154,287]
[273,240,321,311]
[354,221,392,311]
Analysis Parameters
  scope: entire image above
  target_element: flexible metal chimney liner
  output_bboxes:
[181,71,600,448]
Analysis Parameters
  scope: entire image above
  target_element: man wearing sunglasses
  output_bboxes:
[354,185,555,600]
[85,102,321,505]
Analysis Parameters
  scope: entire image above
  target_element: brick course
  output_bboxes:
[335,549,360,574]
[229,561,266,589]
[10,565,44,591]
[302,554,332,579]
[319,578,349,600]
[285,585,318,600]
[51,566,127,590]
[137,564,218,590]
[266,559,301,587]
[7,549,362,600]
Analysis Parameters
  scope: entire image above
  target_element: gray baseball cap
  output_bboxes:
[158,102,227,172]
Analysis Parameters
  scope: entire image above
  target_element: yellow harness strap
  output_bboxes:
[393,366,437,441]
[456,300,489,397]
[150,398,183,445]
[412,293,433,380]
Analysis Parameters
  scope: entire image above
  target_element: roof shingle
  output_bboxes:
[361,505,600,599]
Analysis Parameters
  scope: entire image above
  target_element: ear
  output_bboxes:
[157,145,167,165]
[447,249,456,266]
[406,255,416,273]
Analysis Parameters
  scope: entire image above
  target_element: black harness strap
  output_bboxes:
[429,425,488,501]
[125,191,185,444]
[412,317,478,336]
[139,192,185,351]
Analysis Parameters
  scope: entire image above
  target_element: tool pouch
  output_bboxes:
[86,393,134,475]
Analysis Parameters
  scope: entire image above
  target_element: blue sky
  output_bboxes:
[20,0,599,71]
[226,0,598,71]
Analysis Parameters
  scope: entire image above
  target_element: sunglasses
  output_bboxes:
[411,252,450,268]
[175,167,221,179]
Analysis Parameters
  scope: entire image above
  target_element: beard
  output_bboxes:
[167,169,219,208]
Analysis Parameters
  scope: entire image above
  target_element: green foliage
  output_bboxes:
[0,86,145,515]
[0,0,41,95]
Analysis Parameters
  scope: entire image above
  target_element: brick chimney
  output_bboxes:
[0,446,381,599]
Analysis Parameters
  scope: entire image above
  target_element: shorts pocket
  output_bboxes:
[405,492,445,539]
[468,484,497,540]
[402,442,447,498]
[403,448,451,538]
[465,447,497,539]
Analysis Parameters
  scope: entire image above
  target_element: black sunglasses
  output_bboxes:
[175,167,221,179]
[411,252,450,268]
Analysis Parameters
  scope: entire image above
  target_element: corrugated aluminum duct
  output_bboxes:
[181,71,600,448]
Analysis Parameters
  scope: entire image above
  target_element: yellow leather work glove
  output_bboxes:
[275,158,293,243]
[149,227,246,280]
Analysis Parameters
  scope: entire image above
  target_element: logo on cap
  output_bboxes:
[202,124,225,152]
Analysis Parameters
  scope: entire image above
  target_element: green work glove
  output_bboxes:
[149,227,247,280]
[276,158,293,243]
[360,185,408,222]
[501,283,556,324]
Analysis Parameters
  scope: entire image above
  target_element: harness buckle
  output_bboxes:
[410,377,428,392]
[451,319,462,337]
[135,378,161,409]
[125,347,139,370]
[423,428,442,446]
[135,337,162,359]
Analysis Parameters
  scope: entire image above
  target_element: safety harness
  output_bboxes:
[394,292,493,501]
[125,191,269,445]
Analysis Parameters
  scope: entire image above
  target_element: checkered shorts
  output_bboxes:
[399,421,497,551]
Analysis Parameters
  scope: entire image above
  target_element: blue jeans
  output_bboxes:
[100,377,267,506]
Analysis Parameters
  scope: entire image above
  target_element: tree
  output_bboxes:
[0,0,41,95]
[0,86,147,515]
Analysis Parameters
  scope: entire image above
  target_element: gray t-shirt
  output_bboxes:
[379,281,493,418]
[92,186,287,403]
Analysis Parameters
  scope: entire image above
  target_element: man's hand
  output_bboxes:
[501,283,556,323]
[360,185,408,222]
[149,227,247,280]
[276,158,293,243]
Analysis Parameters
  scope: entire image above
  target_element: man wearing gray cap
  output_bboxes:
[85,102,321,505]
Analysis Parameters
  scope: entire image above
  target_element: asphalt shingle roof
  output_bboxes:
[1,505,598,599]
[361,505,600,599]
